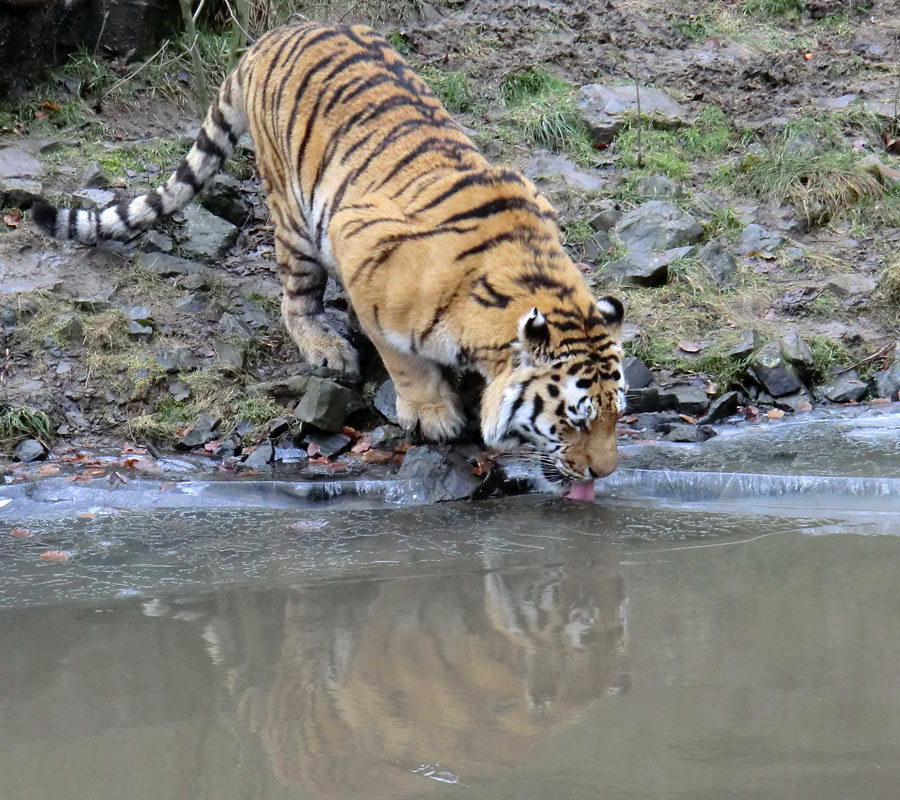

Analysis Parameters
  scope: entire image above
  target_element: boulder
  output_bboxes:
[242,441,274,469]
[727,330,763,360]
[173,294,207,314]
[137,252,204,278]
[303,429,351,457]
[696,239,738,285]
[738,223,782,256]
[622,356,652,390]
[247,375,311,401]
[698,391,740,425]
[395,445,481,502]
[587,202,619,233]
[0,178,43,206]
[665,383,710,416]
[659,423,717,443]
[177,413,219,449]
[72,188,115,210]
[294,376,359,431]
[178,205,238,259]
[749,341,804,397]
[0,148,43,180]
[613,201,703,253]
[636,174,683,199]
[80,161,111,189]
[780,331,816,380]
[602,245,693,287]
[773,389,814,413]
[635,411,682,431]
[213,339,245,373]
[14,438,46,462]
[819,370,868,403]
[824,274,878,298]
[198,174,251,227]
[625,387,663,413]
[576,83,688,143]
[872,352,900,401]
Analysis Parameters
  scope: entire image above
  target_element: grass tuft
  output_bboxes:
[420,66,477,113]
[878,256,900,306]
[0,406,55,452]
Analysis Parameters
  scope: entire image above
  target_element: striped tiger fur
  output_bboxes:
[32,22,626,484]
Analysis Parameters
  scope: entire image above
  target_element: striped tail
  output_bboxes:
[32,72,248,244]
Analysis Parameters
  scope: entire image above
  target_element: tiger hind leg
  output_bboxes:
[375,340,465,442]
[275,231,359,376]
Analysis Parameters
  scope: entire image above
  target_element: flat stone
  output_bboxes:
[14,438,46,462]
[749,341,804,397]
[137,252,204,277]
[236,299,272,329]
[666,383,710,416]
[582,230,611,262]
[635,411,682,431]
[773,388,814,413]
[659,423,717,443]
[602,245,693,287]
[784,132,822,157]
[369,424,404,447]
[696,239,738,285]
[178,204,238,259]
[689,190,730,220]
[177,412,219,449]
[54,314,83,341]
[80,161,110,189]
[173,294,207,314]
[588,202,619,232]
[153,347,201,373]
[0,177,43,206]
[819,370,868,403]
[274,446,307,463]
[613,201,703,253]
[728,330,764,360]
[739,223,782,256]
[213,339,245,372]
[576,83,688,143]
[825,274,878,297]
[0,147,43,179]
[303,429,351,457]
[636,174,683,199]
[218,311,252,338]
[294,376,357,432]
[14,137,61,155]
[525,151,606,192]
[242,441,273,469]
[395,445,481,502]
[124,305,153,324]
[72,188,115,210]
[168,379,191,402]
[247,375,311,400]
[374,378,398,423]
[128,321,153,336]
[623,355,652,390]
[698,390,740,424]
[144,231,174,253]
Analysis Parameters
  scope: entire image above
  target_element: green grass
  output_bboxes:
[420,66,477,113]
[97,138,190,178]
[0,405,55,452]
[670,11,713,41]
[742,0,806,20]
[562,218,596,247]
[807,335,851,381]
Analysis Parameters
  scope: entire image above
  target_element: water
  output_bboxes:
[3,407,900,798]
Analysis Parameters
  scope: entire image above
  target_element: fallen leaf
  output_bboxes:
[394,441,412,453]
[324,460,350,470]
[678,340,702,354]
[742,405,759,419]
[124,457,162,474]
[107,471,129,486]
[803,52,814,60]
[766,408,785,419]
[308,455,330,465]
[871,397,891,405]
[307,442,322,457]
[797,400,813,412]
[3,209,22,227]
[77,513,96,520]
[351,438,372,454]
[621,414,639,424]
[203,439,223,454]
[705,381,719,395]
[679,414,698,424]
[10,527,30,538]
[39,464,60,477]
[41,550,71,563]
[361,448,392,463]
[122,444,148,455]
[42,99,61,111]
[342,425,360,438]
[83,468,106,477]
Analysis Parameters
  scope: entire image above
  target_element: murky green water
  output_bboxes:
[3,495,900,799]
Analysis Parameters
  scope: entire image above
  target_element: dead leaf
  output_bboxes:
[678,340,702,353]
[307,442,322,457]
[83,468,106,478]
[124,457,162,474]
[351,438,372,454]
[803,52,814,60]
[342,425,360,438]
[39,464,60,477]
[308,455,330,465]
[621,414,638,424]
[871,397,891,405]
[797,400,813,413]
[77,513,96,520]
[766,408,785,419]
[122,444,147,455]
[361,448,392,463]
[394,441,412,454]
[3,209,22,227]
[324,460,350,470]
[203,439,223,454]
[742,405,759,419]
[42,99,61,111]
[41,550,71,563]
[679,414,698,425]
[10,527,30,538]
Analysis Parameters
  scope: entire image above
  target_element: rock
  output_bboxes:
[859,155,900,186]
[0,178,43,206]
[696,239,737,285]
[613,201,703,253]
[698,391,740,424]
[602,245,693,287]
[80,161,111,189]
[274,446,307,463]
[773,389,814,413]
[173,294,207,314]
[168,379,191,402]
[623,356,652,390]
[198,174,251,226]
[294,376,358,431]
[303,429,351,457]
[0,148,43,180]
[576,83,688,143]
[144,231,174,253]
[235,299,272,329]
[247,375,311,401]
[749,342,804,397]
[242,441,274,469]
[370,424,404,447]
[780,331,816,380]
[14,137,61,156]
[666,383,710,416]
[525,151,606,192]
[213,339,245,373]
[659,423,717,443]
[374,378,398,423]
[625,387,663,413]
[582,231,611,262]
[689,190,730,220]
[819,370,868,403]
[63,409,89,431]
[728,330,763,360]
[181,272,211,292]
[395,445,481,502]
[635,411,682,431]
[218,311,252,338]
[72,188,115,210]
[153,347,200,373]
[137,252,204,277]
[636,174,683,199]
[783,132,822,157]
[177,412,219,449]
[14,438,46,462]
[872,351,900,400]
[739,223,782,256]
[54,314,83,341]
[178,205,238,259]
[124,305,153,325]
[588,202,619,233]
[825,274,878,297]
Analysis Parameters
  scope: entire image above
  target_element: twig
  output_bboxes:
[178,0,210,112]
[100,41,172,102]
[94,7,110,58]
[834,341,895,375]
[624,69,643,169]
[225,0,253,72]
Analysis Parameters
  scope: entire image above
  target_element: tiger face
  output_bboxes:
[481,297,625,486]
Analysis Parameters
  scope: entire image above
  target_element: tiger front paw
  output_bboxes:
[396,393,465,443]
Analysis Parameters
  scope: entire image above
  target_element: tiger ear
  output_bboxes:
[516,307,550,366]
[596,296,624,339]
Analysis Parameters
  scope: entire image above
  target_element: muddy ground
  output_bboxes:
[0,0,899,483]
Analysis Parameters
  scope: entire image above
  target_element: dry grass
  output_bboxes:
[878,255,900,306]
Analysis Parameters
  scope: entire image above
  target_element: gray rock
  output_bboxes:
[128,321,153,336]
[576,83,688,143]
[602,245,693,287]
[780,331,815,380]
[698,391,740,424]
[138,252,204,277]
[749,341,804,397]
[588,202,619,233]
[783,132,822,157]
[247,375,311,401]
[174,294,207,314]
[72,188,115,210]
[63,409,89,430]
[825,274,877,297]
[303,429,351,457]
[873,353,900,401]
[739,223,782,256]
[636,174,683,199]
[773,388,813,413]
[54,314,83,341]
[1,178,43,206]
[178,204,238,259]
[395,445,481,502]
[168,379,191,402]
[0,307,17,326]
[181,272,211,292]
[80,161,111,189]
[14,137,61,155]
[218,311,252,338]
[696,239,738,285]
[370,424,404,447]
[153,347,200,373]
[819,369,868,403]
[294,376,358,431]
[659,423,717,443]
[177,412,219,449]
[0,148,43,180]
[198,174,251,226]
[525,151,606,192]
[635,411,682,431]
[374,378,398,423]
[728,330,763,360]
[274,446,307,463]
[582,231,611,262]
[213,339,245,373]
[144,231,174,253]
[625,387,663,413]
[236,300,272,329]
[666,383,710,416]
[690,190,730,220]
[613,201,703,253]
[623,356,652,390]
[14,438,46,462]
[124,305,153,324]
[242,441,273,469]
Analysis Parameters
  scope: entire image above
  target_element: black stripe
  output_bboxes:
[324,74,367,115]
[210,99,238,148]
[67,210,77,240]
[506,385,528,427]
[471,276,512,308]
[115,200,134,230]
[196,128,228,162]
[283,51,340,158]
[441,196,540,226]
[145,190,165,218]
[174,161,202,191]
[514,273,575,297]
[529,394,544,425]
[372,137,478,192]
[456,231,521,261]
[416,170,525,215]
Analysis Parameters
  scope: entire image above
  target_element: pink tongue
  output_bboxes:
[563,480,596,502]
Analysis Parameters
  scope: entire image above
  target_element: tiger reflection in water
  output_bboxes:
[156,551,628,795]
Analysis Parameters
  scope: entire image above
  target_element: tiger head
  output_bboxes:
[481,296,625,486]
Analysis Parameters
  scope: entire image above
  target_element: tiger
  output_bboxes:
[32,21,626,493]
